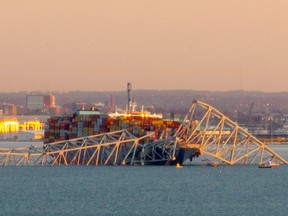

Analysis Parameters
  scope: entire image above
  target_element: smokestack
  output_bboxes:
[127,82,132,112]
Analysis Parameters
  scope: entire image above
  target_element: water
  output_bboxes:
[0,143,288,216]
[0,164,287,216]
[0,141,43,148]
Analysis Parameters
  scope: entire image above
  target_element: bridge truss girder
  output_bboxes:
[175,100,288,165]
[0,130,178,166]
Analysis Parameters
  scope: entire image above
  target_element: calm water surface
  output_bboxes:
[1,165,288,216]
[0,144,288,216]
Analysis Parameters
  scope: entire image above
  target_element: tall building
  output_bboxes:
[43,95,55,107]
[27,94,55,110]
[27,95,44,109]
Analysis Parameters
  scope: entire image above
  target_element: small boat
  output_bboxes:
[258,164,272,168]
[258,161,279,168]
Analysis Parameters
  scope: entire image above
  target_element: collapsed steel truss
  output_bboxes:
[175,100,288,165]
[0,100,287,166]
[0,130,178,166]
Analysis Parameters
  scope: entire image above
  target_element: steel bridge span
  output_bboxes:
[0,130,178,166]
[0,100,287,166]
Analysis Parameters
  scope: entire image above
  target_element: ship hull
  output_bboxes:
[46,144,199,166]
[140,147,200,166]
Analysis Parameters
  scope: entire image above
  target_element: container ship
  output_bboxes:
[43,83,199,165]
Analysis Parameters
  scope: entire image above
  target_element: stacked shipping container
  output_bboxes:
[44,112,180,144]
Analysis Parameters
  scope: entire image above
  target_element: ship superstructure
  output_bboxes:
[109,82,163,119]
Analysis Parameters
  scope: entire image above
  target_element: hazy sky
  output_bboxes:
[1,0,288,92]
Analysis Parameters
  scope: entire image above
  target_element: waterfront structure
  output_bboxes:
[0,120,19,133]
[0,119,42,133]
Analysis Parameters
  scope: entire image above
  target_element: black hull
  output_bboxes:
[47,145,200,166]
[142,147,200,166]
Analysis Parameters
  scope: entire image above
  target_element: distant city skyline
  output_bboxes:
[1,1,288,93]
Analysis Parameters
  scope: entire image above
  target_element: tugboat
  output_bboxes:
[258,159,279,168]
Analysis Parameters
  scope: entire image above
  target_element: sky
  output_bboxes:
[0,0,288,93]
